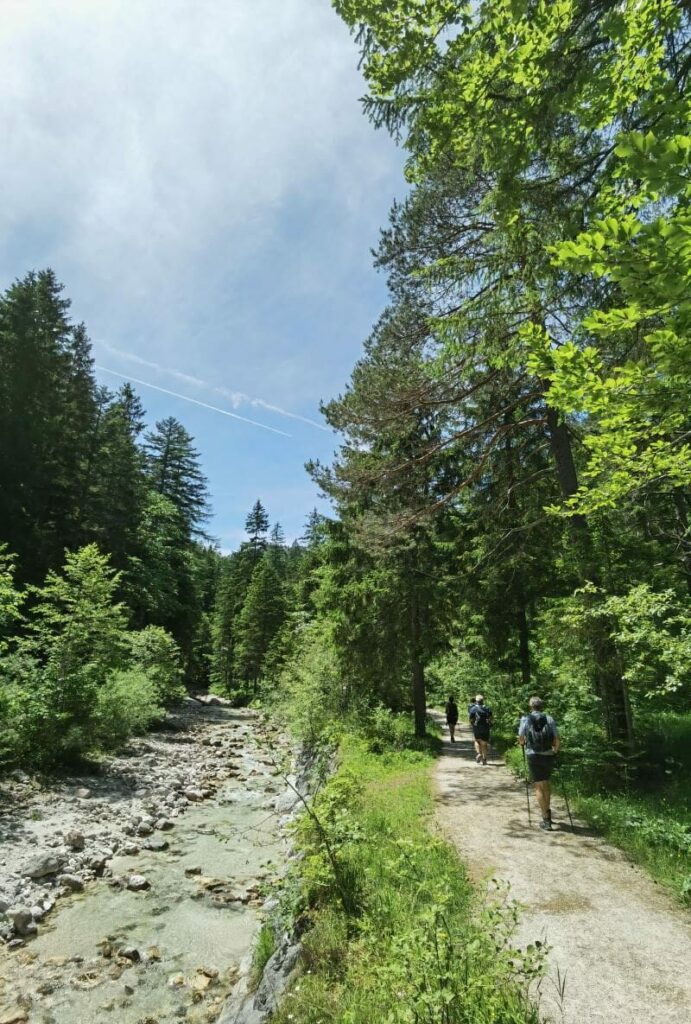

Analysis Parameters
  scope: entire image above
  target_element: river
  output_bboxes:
[0,702,291,1024]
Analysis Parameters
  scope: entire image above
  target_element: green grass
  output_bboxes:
[272,724,544,1024]
[249,923,276,990]
[504,712,691,905]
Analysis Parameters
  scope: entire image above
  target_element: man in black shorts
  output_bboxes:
[468,694,492,764]
[518,697,560,830]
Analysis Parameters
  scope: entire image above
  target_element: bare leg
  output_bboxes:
[534,781,551,818]
[449,723,455,742]
[474,738,481,761]
[479,740,489,764]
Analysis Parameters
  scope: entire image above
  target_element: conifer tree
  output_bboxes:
[0,270,97,580]
[233,554,286,690]
[244,500,270,561]
[145,417,210,539]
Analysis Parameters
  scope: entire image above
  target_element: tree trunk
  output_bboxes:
[517,599,531,686]
[672,490,691,595]
[410,588,427,737]
[544,404,633,747]
[503,422,532,686]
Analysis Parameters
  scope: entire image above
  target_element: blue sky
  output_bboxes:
[0,0,405,549]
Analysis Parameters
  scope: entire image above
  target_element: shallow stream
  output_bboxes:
[0,710,287,1024]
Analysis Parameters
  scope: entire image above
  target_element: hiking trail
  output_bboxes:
[433,716,691,1024]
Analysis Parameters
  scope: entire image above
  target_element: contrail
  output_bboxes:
[100,342,329,432]
[96,366,292,438]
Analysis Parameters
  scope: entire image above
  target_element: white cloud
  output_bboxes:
[0,0,397,295]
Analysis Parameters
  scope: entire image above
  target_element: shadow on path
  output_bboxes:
[431,710,691,1024]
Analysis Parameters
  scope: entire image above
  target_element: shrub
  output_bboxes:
[249,923,276,990]
[128,625,185,703]
[277,624,344,745]
[94,669,163,750]
[0,545,23,654]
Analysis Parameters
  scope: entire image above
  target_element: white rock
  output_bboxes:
[126,874,150,892]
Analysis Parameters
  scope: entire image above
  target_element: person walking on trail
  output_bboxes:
[468,694,493,764]
[518,696,560,831]
[445,695,459,743]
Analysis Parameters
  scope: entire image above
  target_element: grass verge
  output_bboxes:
[272,726,544,1024]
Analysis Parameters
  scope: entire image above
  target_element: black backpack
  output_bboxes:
[526,712,554,753]
[472,705,491,727]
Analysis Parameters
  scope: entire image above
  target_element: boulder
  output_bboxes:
[142,838,168,852]
[66,830,85,851]
[22,853,63,879]
[126,874,150,892]
[58,874,85,892]
[7,907,33,935]
[86,853,108,875]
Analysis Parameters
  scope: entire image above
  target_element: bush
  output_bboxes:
[277,624,344,745]
[128,625,185,703]
[94,669,163,750]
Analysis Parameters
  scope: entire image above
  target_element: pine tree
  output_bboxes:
[0,270,98,581]
[244,500,270,561]
[233,555,286,690]
[87,386,147,572]
[145,417,210,539]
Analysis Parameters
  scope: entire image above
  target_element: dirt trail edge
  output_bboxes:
[432,716,691,1024]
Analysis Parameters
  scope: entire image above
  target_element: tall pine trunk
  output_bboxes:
[517,598,531,686]
[672,490,691,596]
[409,587,427,738]
[545,406,633,747]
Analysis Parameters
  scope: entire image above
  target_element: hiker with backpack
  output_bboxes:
[518,696,560,831]
[468,694,493,764]
[445,695,459,743]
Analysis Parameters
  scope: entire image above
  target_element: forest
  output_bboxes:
[0,2,690,1021]
[1,0,690,878]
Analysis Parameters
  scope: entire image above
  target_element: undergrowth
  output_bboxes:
[272,722,544,1024]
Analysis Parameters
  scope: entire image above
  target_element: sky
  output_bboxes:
[0,0,405,549]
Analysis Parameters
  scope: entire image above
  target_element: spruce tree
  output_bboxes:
[0,270,98,581]
[244,500,270,561]
[233,554,286,690]
[145,417,210,539]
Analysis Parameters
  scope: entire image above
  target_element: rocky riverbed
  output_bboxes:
[0,698,296,1024]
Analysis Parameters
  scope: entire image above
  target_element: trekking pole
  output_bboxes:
[559,768,575,834]
[521,745,531,827]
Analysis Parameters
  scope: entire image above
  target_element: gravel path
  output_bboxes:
[433,717,691,1024]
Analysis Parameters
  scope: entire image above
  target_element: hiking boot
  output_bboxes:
[482,757,488,765]
[540,818,553,831]
[475,754,482,764]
